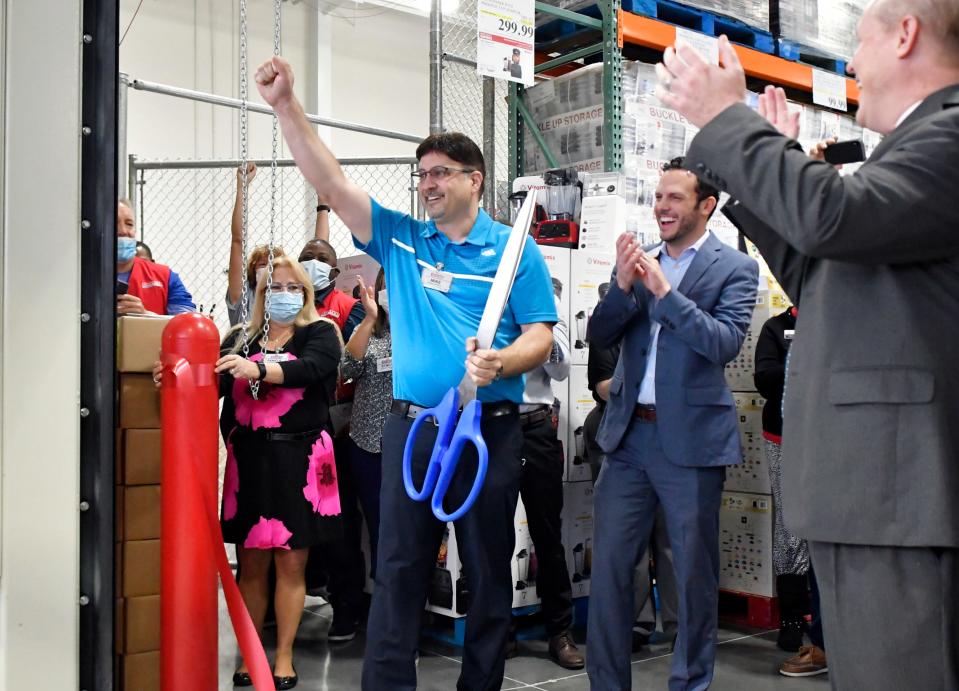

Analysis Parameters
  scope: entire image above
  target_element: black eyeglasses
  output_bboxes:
[411,166,475,184]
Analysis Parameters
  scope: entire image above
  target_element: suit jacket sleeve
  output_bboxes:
[686,103,959,265]
[587,274,646,349]
[723,200,807,305]
[650,256,758,365]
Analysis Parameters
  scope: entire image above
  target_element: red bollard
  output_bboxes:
[160,314,220,691]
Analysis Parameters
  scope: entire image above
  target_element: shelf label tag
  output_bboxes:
[675,27,719,65]
[476,0,535,86]
[812,69,848,112]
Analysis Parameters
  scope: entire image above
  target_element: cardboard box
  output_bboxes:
[122,539,161,598]
[565,365,594,482]
[123,429,162,486]
[561,481,595,598]
[719,491,775,597]
[335,253,382,298]
[124,594,160,654]
[123,485,161,541]
[119,374,161,429]
[423,498,542,617]
[569,250,614,366]
[424,523,465,619]
[122,650,160,691]
[536,245,571,333]
[510,497,541,609]
[725,394,771,494]
[117,315,172,373]
[551,377,569,451]
[725,289,773,392]
[579,194,625,252]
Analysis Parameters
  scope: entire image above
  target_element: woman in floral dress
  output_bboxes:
[215,255,342,689]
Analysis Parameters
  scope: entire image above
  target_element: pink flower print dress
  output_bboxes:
[219,320,344,550]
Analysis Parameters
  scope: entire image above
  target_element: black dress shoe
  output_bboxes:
[273,665,298,690]
[232,671,253,687]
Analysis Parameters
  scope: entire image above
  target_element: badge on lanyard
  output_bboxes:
[421,266,453,293]
[784,330,795,341]
[264,352,291,363]
[376,356,393,373]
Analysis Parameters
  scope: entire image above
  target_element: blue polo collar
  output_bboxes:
[421,208,496,246]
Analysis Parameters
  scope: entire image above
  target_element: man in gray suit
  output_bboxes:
[656,1,959,688]
[586,158,758,690]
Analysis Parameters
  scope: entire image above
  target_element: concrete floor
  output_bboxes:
[217,594,830,690]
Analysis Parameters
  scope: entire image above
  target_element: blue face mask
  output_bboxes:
[301,259,336,292]
[268,291,304,324]
[117,237,137,264]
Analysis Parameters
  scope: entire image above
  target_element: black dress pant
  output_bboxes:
[519,414,574,636]
[362,409,523,691]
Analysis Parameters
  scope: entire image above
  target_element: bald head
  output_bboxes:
[872,0,959,62]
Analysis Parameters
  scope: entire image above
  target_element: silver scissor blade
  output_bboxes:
[458,190,539,404]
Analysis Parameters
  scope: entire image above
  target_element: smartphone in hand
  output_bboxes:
[116,280,129,295]
[823,139,866,165]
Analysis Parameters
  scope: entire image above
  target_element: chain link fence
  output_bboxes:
[129,157,417,333]
[440,0,512,220]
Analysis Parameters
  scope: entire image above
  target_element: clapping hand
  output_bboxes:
[757,85,801,140]
[356,275,378,322]
[614,232,645,292]
[655,36,747,128]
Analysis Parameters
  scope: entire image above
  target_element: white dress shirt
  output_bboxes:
[637,231,712,405]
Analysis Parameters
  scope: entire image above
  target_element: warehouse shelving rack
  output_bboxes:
[510,1,861,177]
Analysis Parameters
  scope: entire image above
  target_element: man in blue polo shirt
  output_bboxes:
[256,56,557,690]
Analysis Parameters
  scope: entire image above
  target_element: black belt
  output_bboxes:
[243,428,325,442]
[391,398,518,422]
[519,405,550,428]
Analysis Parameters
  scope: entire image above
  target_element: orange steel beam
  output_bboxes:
[618,11,859,104]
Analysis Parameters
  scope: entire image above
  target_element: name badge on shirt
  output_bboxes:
[784,330,795,341]
[377,356,393,373]
[421,266,453,293]
[264,352,292,363]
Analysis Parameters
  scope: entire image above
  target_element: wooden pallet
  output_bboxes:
[777,38,849,77]
[538,0,775,55]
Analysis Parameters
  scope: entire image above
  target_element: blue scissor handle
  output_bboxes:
[431,398,488,522]
[403,387,459,502]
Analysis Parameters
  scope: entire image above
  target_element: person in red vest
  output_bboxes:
[116,199,195,316]
[298,204,364,341]
[299,205,368,641]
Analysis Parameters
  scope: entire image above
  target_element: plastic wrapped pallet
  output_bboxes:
[777,0,868,60]
[679,0,769,31]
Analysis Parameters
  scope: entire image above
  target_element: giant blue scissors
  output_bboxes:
[403,190,539,522]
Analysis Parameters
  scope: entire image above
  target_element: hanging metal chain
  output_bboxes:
[237,0,259,399]
[253,0,283,399]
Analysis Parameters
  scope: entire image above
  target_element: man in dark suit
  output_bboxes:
[655,1,959,688]
[586,158,758,690]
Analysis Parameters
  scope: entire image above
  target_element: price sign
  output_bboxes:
[477,0,534,86]
[675,27,719,65]
[812,69,848,112]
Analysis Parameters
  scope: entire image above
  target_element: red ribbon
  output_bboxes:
[166,356,275,691]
